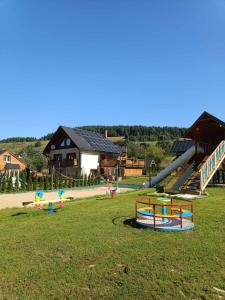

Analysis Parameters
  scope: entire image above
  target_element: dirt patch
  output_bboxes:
[0,186,133,210]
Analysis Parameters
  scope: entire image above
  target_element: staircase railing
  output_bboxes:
[200,140,225,191]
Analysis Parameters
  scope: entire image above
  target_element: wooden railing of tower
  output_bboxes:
[200,140,225,192]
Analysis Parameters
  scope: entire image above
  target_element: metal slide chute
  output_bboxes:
[143,145,202,188]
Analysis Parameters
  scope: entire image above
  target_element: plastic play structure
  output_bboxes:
[106,184,119,197]
[135,196,194,231]
[29,190,65,214]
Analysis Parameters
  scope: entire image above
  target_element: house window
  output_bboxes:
[67,153,76,160]
[3,155,11,162]
[60,138,72,147]
[66,138,71,146]
[60,140,65,147]
[54,154,62,161]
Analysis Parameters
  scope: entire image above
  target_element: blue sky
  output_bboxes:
[0,0,225,138]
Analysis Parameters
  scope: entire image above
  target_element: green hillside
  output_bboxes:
[0,140,49,154]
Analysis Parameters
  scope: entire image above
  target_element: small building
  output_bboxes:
[0,150,27,176]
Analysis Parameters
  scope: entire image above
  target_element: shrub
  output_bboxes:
[44,177,50,191]
[39,176,44,190]
[34,141,42,148]
[1,177,7,192]
[15,177,19,192]
[27,177,33,191]
[33,177,38,191]
[8,176,13,193]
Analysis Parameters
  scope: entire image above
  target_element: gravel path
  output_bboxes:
[0,186,133,210]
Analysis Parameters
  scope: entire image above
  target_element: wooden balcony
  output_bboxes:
[101,158,145,169]
[120,159,145,168]
[49,159,78,168]
[100,159,117,168]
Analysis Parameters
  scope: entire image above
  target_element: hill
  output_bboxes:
[41,125,187,142]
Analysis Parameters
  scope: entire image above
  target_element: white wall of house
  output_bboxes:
[81,153,99,176]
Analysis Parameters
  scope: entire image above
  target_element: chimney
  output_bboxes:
[104,129,108,139]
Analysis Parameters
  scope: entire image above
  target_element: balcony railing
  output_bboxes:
[49,159,78,168]
[100,159,117,168]
[101,158,145,168]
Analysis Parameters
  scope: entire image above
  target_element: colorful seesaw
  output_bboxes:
[26,190,65,214]
[135,196,195,231]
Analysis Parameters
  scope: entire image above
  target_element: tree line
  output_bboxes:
[0,126,186,143]
[42,125,186,141]
[0,172,101,193]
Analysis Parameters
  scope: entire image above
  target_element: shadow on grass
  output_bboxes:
[11,212,28,217]
[112,216,141,229]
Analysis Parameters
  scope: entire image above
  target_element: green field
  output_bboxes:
[0,140,49,154]
[0,187,224,299]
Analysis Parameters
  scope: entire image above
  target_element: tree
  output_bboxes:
[39,176,44,190]
[33,177,38,191]
[34,141,42,148]
[44,177,50,190]
[7,176,13,193]
[15,177,19,192]
[145,144,165,165]
[27,176,33,191]
[1,176,7,193]
[21,172,27,191]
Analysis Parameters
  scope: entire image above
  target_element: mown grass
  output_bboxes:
[0,188,224,299]
[118,176,149,185]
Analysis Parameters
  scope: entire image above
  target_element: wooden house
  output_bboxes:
[0,150,27,175]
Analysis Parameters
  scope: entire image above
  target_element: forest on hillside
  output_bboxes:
[41,125,187,142]
[0,126,186,143]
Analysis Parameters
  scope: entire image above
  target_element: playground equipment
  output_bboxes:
[135,196,195,231]
[143,145,201,188]
[32,190,65,213]
[106,184,119,198]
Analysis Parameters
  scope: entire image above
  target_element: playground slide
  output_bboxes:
[143,145,203,188]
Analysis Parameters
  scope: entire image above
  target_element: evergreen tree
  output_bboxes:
[27,176,33,191]
[33,177,38,191]
[21,172,27,191]
[1,176,7,192]
[54,177,59,190]
[79,176,83,187]
[15,177,19,192]
[39,176,44,190]
[8,176,13,193]
[83,175,87,186]
[59,178,63,189]
[44,177,50,191]
[68,179,72,189]
[88,175,91,186]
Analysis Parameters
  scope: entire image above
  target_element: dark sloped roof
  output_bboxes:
[185,111,225,138]
[0,149,6,155]
[60,126,123,154]
[5,163,20,170]
[170,140,195,154]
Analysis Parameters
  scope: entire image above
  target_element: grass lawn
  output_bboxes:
[0,188,224,299]
[117,175,149,185]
